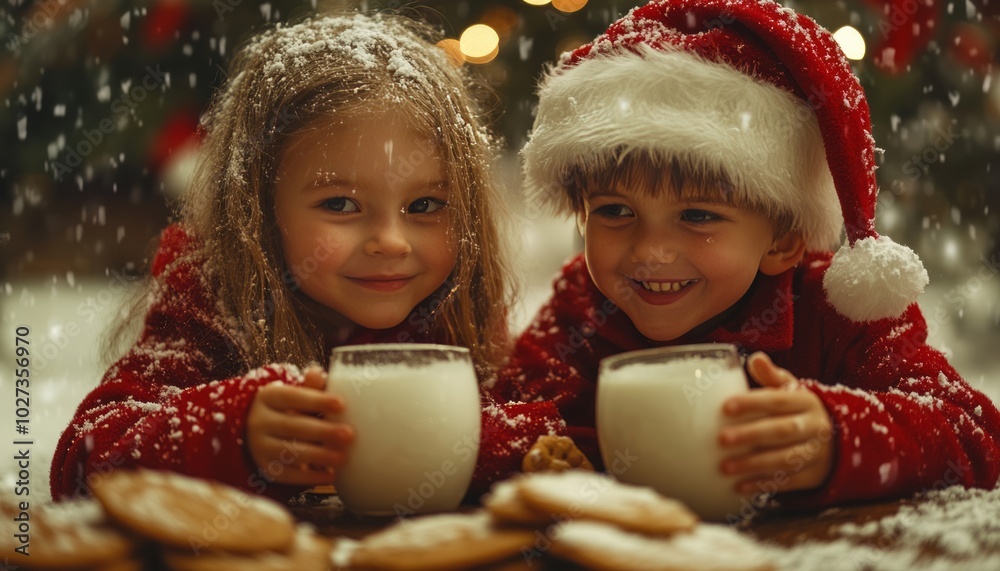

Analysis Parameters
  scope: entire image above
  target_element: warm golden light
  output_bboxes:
[833,26,866,60]
[523,0,552,6]
[460,24,500,63]
[481,5,518,40]
[465,45,500,65]
[436,38,465,66]
[553,0,588,13]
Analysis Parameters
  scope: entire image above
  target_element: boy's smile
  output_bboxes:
[582,186,798,342]
[629,277,699,304]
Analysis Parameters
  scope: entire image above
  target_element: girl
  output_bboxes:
[51,13,562,501]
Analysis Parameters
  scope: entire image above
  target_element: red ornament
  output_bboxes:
[863,0,939,73]
[148,108,200,171]
[947,23,994,74]
[142,0,190,52]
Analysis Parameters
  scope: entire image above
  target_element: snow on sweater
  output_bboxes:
[50,224,561,502]
[486,253,1000,509]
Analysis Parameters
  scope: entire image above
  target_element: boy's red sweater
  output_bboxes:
[486,253,1000,509]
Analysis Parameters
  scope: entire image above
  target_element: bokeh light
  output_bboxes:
[460,24,500,64]
[552,0,589,13]
[480,5,519,42]
[833,26,866,60]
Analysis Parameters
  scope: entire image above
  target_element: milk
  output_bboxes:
[328,346,480,516]
[597,352,750,521]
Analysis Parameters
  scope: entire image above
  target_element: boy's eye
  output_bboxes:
[320,197,360,213]
[592,204,635,218]
[680,209,721,224]
[408,197,448,214]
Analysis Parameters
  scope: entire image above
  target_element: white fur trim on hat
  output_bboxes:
[823,236,929,322]
[523,47,843,251]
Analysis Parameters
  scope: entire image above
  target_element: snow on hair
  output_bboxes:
[176,12,512,372]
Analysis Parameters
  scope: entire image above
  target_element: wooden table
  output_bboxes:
[746,498,908,546]
[289,491,1000,570]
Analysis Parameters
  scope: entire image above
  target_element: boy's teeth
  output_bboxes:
[640,279,693,292]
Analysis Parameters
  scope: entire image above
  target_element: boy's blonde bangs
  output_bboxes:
[568,150,796,238]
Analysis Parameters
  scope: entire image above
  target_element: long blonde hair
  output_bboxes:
[113,13,514,375]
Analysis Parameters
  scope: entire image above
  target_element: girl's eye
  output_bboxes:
[320,197,360,213]
[408,197,448,214]
[680,209,721,224]
[592,204,635,218]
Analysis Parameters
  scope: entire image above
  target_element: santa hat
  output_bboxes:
[522,0,928,323]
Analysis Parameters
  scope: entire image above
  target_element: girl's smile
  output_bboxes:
[346,275,415,292]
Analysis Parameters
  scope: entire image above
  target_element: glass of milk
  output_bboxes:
[596,343,751,521]
[327,344,481,517]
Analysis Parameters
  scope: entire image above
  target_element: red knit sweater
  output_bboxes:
[50,224,562,502]
[485,253,1000,509]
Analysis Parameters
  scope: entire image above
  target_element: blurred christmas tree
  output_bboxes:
[0,0,324,276]
[1,0,998,282]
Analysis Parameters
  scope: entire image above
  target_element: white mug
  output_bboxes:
[596,343,751,521]
[327,343,481,516]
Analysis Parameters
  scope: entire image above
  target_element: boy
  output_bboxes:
[490,0,1000,508]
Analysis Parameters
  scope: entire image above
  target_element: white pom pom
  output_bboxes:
[823,236,929,322]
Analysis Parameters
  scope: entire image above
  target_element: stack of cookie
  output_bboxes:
[1,469,330,570]
[484,471,775,570]
[1,494,140,570]
[92,469,331,571]
[340,471,775,570]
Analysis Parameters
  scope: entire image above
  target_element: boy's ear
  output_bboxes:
[759,232,807,276]
[575,210,587,236]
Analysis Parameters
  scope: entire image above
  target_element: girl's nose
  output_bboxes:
[364,217,412,257]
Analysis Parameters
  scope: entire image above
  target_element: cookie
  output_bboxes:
[91,469,295,553]
[550,520,775,571]
[516,471,698,536]
[0,497,135,569]
[482,478,551,527]
[164,524,331,571]
[349,511,536,570]
[522,435,595,473]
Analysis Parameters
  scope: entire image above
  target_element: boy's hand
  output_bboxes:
[718,352,833,495]
[523,435,595,473]
[247,366,354,486]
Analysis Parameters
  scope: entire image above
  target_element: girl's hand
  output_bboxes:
[247,366,354,486]
[718,352,833,495]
